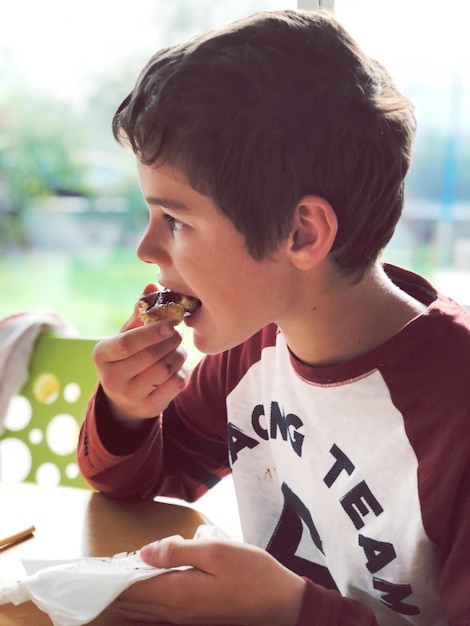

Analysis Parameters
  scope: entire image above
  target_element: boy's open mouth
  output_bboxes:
[181,295,202,317]
[159,289,201,316]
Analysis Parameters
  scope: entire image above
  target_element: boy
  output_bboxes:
[78,9,470,626]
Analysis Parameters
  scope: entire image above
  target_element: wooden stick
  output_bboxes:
[0,525,36,548]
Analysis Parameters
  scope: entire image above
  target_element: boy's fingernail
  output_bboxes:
[140,539,163,561]
[159,324,173,337]
[140,544,155,560]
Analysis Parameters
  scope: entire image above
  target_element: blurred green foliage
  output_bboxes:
[0,81,145,248]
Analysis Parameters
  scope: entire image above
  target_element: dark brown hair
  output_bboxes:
[113,9,416,271]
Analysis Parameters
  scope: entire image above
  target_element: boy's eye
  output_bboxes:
[163,213,184,231]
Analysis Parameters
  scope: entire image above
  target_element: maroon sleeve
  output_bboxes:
[435,464,470,624]
[78,355,232,501]
[381,301,470,623]
[78,326,277,500]
[77,387,167,499]
[296,579,378,626]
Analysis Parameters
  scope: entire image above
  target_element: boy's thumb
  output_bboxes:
[140,535,185,569]
[121,283,159,331]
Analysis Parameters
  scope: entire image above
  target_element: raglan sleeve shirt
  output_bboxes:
[78,333,379,626]
[78,265,470,626]
[80,390,377,625]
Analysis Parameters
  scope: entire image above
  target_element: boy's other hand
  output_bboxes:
[114,536,306,626]
[92,283,188,423]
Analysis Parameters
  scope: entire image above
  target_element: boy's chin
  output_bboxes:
[193,329,250,356]
[193,336,227,356]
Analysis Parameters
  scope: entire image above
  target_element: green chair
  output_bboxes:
[0,334,98,488]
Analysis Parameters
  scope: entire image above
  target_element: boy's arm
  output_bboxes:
[78,385,166,499]
[78,383,230,500]
[77,283,231,500]
[436,463,470,624]
[296,579,377,626]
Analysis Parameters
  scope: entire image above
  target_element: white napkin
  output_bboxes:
[0,312,77,435]
[0,524,228,626]
[0,552,178,625]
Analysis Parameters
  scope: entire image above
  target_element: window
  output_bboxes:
[0,0,295,344]
[1,0,469,346]
[335,0,470,304]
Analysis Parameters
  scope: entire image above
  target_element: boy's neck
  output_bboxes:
[279,262,427,367]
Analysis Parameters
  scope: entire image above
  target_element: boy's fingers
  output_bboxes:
[140,536,232,574]
[140,535,185,569]
[96,322,177,363]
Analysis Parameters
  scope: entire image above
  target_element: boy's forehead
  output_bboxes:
[137,160,188,185]
[137,161,189,196]
[136,160,212,212]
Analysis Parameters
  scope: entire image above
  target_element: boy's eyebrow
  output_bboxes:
[145,196,189,211]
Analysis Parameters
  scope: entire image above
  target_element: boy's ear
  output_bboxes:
[287,195,338,270]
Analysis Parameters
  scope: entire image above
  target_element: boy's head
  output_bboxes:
[113,9,416,273]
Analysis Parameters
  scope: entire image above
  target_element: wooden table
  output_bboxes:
[0,482,209,625]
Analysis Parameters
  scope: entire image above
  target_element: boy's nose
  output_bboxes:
[137,229,171,267]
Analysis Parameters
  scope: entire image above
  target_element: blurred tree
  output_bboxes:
[0,86,91,247]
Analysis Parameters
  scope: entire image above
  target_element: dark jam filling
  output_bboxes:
[157,289,183,306]
[141,289,200,314]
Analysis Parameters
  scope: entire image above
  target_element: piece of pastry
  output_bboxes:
[138,288,200,326]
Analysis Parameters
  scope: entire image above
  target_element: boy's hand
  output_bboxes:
[93,283,188,423]
[114,536,306,626]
